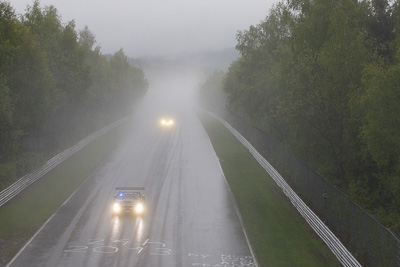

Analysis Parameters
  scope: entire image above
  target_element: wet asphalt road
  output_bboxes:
[9,73,255,267]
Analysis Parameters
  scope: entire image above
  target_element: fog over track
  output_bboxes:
[8,69,255,267]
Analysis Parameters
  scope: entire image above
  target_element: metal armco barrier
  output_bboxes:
[0,117,128,207]
[215,110,400,267]
[209,112,362,267]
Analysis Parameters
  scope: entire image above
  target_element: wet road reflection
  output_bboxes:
[9,71,255,267]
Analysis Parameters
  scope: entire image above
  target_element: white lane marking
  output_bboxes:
[93,246,118,254]
[150,248,171,256]
[142,239,149,246]
[6,183,85,267]
[63,246,88,253]
[61,237,255,266]
[87,238,104,245]
[130,247,144,253]
[145,241,166,248]
[112,239,130,246]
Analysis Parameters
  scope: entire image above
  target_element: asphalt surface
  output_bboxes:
[9,71,255,267]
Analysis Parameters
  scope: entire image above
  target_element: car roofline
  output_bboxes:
[115,187,145,191]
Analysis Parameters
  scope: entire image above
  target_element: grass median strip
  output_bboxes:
[0,121,130,266]
[198,113,341,267]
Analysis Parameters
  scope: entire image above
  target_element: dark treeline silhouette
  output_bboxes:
[200,0,400,235]
[0,1,148,190]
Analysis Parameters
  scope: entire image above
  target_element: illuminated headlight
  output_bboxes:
[135,203,144,214]
[113,203,121,213]
[161,119,174,126]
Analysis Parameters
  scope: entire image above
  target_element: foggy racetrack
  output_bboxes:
[9,70,255,267]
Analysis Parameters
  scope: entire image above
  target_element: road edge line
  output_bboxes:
[6,182,84,267]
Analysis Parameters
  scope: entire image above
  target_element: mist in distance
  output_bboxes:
[12,0,276,57]
[9,0,277,133]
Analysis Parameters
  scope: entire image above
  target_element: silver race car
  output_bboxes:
[112,187,145,215]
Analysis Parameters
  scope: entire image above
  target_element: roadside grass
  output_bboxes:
[198,113,341,267]
[0,122,130,266]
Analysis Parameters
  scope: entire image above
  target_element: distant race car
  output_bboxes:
[112,187,145,215]
[160,118,174,127]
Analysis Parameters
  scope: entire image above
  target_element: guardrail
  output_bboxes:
[0,117,128,207]
[210,112,361,267]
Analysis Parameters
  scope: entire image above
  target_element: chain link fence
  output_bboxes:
[220,111,399,267]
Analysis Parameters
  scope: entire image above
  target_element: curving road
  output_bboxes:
[9,70,255,267]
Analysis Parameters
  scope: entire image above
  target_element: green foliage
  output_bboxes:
[225,3,295,137]
[8,25,54,134]
[0,162,16,191]
[0,78,13,160]
[360,57,400,169]
[15,152,45,177]
[280,0,367,181]
[0,1,148,191]
[198,70,226,111]
[357,48,400,218]
[221,0,400,234]
[365,0,398,62]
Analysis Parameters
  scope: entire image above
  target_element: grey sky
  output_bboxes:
[11,0,276,57]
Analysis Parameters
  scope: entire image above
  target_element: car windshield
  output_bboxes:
[116,192,140,200]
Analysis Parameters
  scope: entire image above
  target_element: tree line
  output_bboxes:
[200,0,400,234]
[0,1,148,190]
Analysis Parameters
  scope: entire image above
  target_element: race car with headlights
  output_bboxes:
[160,118,174,127]
[112,187,145,215]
